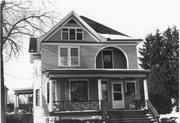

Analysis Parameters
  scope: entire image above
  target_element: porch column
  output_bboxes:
[98,79,102,110]
[143,79,149,109]
[49,80,54,112]
[14,94,19,113]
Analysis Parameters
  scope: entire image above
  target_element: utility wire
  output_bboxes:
[4,72,33,80]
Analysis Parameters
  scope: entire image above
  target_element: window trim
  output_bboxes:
[61,27,84,40]
[125,80,137,94]
[68,79,89,101]
[58,46,80,67]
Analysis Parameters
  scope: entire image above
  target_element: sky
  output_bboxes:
[4,0,180,91]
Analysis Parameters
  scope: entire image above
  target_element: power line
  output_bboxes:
[4,72,33,80]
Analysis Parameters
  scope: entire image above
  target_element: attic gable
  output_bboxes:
[43,11,102,42]
[63,18,81,27]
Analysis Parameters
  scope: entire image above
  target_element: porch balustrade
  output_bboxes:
[53,100,100,112]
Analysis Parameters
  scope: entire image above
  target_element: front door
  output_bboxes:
[112,81,124,109]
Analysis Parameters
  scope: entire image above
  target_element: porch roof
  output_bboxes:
[46,69,150,79]
[14,87,33,95]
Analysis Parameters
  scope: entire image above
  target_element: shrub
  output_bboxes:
[161,117,177,123]
[149,93,172,114]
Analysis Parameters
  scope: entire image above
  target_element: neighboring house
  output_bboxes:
[13,87,33,113]
[29,11,159,123]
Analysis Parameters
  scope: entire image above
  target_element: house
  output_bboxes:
[13,87,33,113]
[29,11,159,123]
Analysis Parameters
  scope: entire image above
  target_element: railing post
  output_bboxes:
[98,79,102,110]
[143,79,149,109]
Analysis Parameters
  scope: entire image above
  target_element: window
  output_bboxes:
[60,48,68,66]
[36,89,40,106]
[62,28,68,40]
[47,83,49,103]
[59,47,80,66]
[70,80,88,101]
[126,81,136,94]
[101,80,108,102]
[103,50,113,68]
[61,28,83,40]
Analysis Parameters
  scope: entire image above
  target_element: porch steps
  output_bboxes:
[107,110,157,123]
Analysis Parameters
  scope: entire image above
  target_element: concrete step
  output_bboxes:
[107,110,157,123]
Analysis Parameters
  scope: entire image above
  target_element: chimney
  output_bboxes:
[29,38,37,53]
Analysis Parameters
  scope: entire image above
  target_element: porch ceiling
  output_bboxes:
[46,69,150,79]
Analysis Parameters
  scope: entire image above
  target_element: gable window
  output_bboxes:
[70,80,88,101]
[59,46,80,66]
[62,28,68,40]
[125,81,136,94]
[61,28,83,40]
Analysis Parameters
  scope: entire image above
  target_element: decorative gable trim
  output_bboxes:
[42,11,103,42]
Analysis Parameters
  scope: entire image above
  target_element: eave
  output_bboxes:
[14,87,33,95]
[46,69,150,79]
[41,39,142,45]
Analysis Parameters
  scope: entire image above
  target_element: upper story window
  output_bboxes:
[59,46,80,67]
[61,28,83,40]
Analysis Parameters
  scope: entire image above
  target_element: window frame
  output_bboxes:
[61,27,84,40]
[69,79,89,101]
[58,46,80,67]
[125,80,137,94]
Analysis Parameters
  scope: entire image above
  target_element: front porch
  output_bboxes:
[45,69,159,122]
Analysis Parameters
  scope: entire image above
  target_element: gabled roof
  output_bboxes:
[40,11,102,42]
[80,16,130,37]
[34,11,143,45]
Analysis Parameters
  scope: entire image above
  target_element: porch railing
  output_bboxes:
[101,101,109,122]
[53,100,100,112]
[146,100,160,123]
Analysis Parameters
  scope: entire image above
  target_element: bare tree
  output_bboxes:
[3,0,58,60]
[1,0,58,122]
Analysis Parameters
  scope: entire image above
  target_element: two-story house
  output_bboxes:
[29,11,159,123]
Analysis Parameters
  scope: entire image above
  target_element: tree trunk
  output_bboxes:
[0,1,6,122]
[1,55,5,123]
